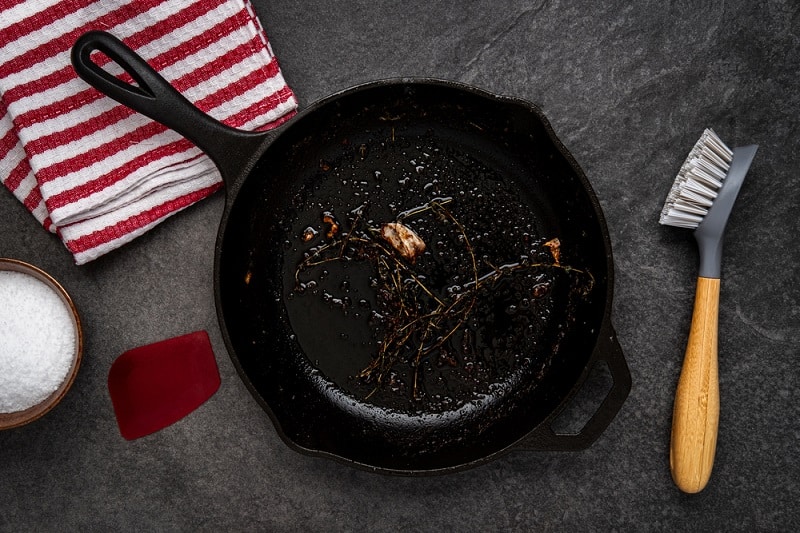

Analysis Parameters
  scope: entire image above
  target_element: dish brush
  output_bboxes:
[659,129,758,493]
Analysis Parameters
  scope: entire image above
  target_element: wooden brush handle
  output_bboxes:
[670,276,720,493]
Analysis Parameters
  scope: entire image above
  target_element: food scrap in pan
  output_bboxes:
[302,226,319,242]
[543,237,561,265]
[323,212,340,239]
[379,222,426,263]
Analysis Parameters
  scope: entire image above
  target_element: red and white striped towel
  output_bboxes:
[0,0,297,264]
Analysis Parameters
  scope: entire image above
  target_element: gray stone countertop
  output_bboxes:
[1,1,797,530]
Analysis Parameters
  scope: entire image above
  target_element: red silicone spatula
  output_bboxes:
[108,331,220,440]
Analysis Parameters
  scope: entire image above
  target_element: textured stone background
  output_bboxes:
[1,1,798,530]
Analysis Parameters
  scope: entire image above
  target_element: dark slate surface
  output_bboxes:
[1,1,798,530]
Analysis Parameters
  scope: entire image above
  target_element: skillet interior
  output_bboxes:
[217,81,611,472]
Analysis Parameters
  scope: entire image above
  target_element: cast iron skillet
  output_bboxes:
[72,31,630,474]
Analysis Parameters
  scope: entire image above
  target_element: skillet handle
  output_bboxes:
[71,30,265,185]
[518,321,631,451]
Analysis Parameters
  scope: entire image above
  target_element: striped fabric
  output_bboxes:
[0,0,297,264]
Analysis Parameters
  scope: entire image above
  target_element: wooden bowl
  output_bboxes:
[0,258,83,430]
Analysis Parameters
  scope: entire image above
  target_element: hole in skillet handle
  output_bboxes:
[550,360,614,435]
[71,31,193,129]
[517,320,631,451]
[70,30,266,186]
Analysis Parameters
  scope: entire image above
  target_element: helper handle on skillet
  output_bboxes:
[517,320,631,451]
[71,31,265,185]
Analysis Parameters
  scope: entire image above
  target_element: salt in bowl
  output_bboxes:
[0,258,83,430]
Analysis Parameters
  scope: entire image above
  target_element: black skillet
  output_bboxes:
[72,31,630,474]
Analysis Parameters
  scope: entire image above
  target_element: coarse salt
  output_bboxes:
[0,270,76,413]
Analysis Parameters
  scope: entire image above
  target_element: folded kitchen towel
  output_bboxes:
[0,0,297,264]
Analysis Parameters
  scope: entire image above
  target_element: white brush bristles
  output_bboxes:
[660,128,734,229]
